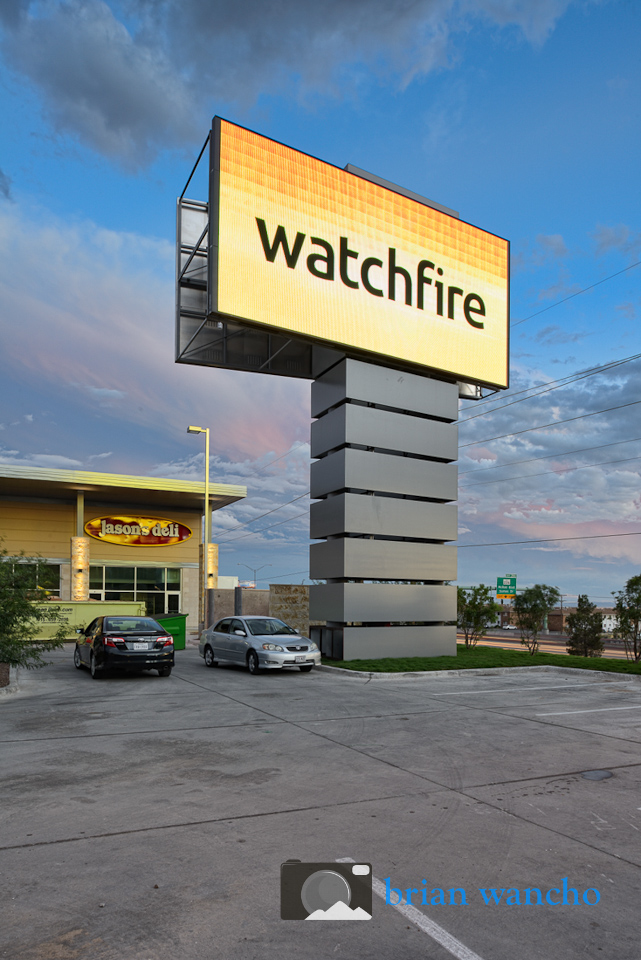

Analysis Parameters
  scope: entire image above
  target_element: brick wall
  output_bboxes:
[240,589,270,615]
[269,584,323,639]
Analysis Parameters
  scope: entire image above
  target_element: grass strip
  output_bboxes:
[322,643,641,674]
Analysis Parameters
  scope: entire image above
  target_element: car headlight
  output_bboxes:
[308,642,319,652]
[261,643,284,651]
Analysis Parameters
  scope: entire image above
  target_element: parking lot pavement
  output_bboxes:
[1,647,640,960]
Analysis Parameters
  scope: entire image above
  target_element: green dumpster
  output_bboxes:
[155,613,188,651]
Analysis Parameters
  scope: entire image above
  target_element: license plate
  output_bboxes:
[133,642,148,650]
[295,655,306,663]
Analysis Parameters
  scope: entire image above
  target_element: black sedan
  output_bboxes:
[74,616,175,679]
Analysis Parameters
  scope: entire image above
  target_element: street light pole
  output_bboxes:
[188,425,210,629]
[238,562,271,587]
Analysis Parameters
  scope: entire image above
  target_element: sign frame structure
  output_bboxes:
[175,121,512,659]
[496,575,517,600]
[176,117,510,391]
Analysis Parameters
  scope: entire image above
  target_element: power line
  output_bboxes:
[459,397,641,448]
[213,491,309,537]
[218,509,309,546]
[461,351,641,414]
[243,442,308,478]
[510,259,641,328]
[459,530,641,548]
[459,436,641,476]
[210,443,307,491]
[460,453,641,489]
[459,352,641,423]
[266,569,310,581]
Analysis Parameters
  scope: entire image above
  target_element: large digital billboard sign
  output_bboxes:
[208,118,509,388]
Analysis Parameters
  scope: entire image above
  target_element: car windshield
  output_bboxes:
[103,617,163,634]
[246,619,297,636]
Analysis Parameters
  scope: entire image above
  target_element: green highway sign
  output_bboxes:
[496,576,516,598]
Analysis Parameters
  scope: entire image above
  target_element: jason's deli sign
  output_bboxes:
[84,516,192,547]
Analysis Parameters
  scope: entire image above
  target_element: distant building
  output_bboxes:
[548,607,617,634]
[218,575,239,589]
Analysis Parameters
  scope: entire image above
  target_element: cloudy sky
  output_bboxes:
[1,0,639,601]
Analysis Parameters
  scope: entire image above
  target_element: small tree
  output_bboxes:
[514,583,561,655]
[0,550,67,672]
[457,585,501,648]
[565,595,604,657]
[612,574,641,662]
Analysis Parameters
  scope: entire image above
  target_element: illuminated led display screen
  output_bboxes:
[211,118,509,388]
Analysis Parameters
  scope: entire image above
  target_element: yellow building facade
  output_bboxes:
[0,466,246,635]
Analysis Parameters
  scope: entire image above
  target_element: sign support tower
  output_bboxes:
[176,118,509,660]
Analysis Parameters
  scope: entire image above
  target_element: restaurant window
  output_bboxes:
[3,561,61,596]
[89,566,182,615]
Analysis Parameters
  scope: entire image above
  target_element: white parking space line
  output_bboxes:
[434,681,634,696]
[537,705,641,716]
[337,859,485,960]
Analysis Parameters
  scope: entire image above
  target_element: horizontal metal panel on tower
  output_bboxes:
[311,403,458,461]
[310,448,457,501]
[311,358,459,421]
[310,538,457,581]
[310,494,457,541]
[309,582,456,623]
[341,625,456,660]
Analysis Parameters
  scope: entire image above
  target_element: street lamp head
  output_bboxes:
[187,425,205,434]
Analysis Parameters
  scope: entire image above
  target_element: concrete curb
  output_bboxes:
[317,663,641,682]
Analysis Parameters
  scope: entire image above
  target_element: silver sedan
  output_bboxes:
[198,615,321,674]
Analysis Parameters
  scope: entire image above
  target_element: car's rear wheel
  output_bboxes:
[157,666,172,677]
[73,646,83,670]
[247,651,261,675]
[90,653,102,679]
[299,664,314,673]
[204,646,216,668]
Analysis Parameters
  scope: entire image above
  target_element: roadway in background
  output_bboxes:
[463,630,628,660]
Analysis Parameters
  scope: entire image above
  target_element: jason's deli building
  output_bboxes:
[0,465,246,635]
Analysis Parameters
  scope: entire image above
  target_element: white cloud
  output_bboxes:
[0,0,574,163]
[536,270,582,302]
[615,302,636,321]
[0,168,12,200]
[0,203,311,461]
[151,443,311,551]
[532,324,588,346]
[458,356,641,566]
[534,233,568,261]
[1,0,199,166]
[0,448,83,468]
[591,223,641,263]
[80,386,127,403]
